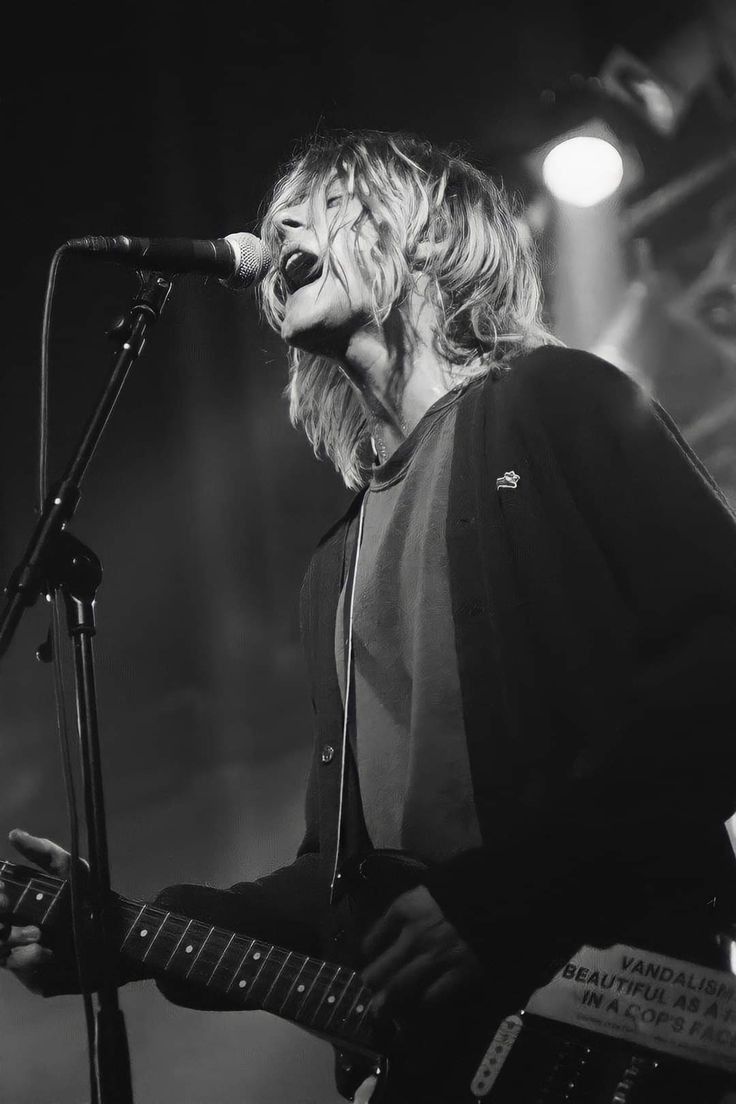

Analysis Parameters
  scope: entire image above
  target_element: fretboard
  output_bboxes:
[0,860,376,1050]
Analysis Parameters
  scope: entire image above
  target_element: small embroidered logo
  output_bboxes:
[496,471,520,490]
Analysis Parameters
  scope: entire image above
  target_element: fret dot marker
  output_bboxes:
[253,951,261,960]
[327,995,336,1003]
[139,929,148,938]
[35,893,44,901]
[356,1004,364,1014]
[297,984,305,993]
[185,945,194,953]
[239,979,247,988]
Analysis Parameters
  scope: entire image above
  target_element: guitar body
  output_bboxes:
[2,851,736,1103]
[327,851,736,1103]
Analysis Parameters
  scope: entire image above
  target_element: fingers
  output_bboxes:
[369,950,443,1014]
[0,912,52,998]
[0,925,42,959]
[3,943,53,973]
[8,830,71,878]
[361,927,417,992]
[3,942,55,994]
[353,1075,379,1104]
[0,885,43,960]
[0,875,65,997]
[3,924,41,947]
[365,936,472,1013]
[361,905,403,960]
[424,967,479,1008]
[359,885,483,1015]
[361,886,432,959]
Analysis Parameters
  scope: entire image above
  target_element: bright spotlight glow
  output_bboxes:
[542,136,624,208]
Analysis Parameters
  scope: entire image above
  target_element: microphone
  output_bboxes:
[65,232,272,290]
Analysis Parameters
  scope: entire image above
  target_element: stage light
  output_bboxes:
[542,136,625,207]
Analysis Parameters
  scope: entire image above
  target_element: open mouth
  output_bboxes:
[281,249,324,294]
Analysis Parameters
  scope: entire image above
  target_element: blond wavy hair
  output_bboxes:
[258,130,560,489]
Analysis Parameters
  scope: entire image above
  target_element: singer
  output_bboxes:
[3,131,736,1102]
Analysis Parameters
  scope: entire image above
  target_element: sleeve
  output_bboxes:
[427,349,736,1007]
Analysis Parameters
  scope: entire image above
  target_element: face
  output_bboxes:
[273,178,380,357]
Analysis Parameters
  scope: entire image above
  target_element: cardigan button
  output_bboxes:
[321,744,336,764]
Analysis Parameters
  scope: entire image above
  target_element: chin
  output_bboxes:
[281,302,356,358]
[282,316,331,355]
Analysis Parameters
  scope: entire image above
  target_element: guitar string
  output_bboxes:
[0,866,64,924]
[224,938,258,995]
[184,924,215,978]
[141,910,170,961]
[0,871,361,985]
[0,869,375,1029]
[0,870,362,981]
[206,931,235,985]
[0,868,374,1004]
[261,947,292,1006]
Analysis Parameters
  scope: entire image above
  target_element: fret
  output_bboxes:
[185,925,215,978]
[295,960,327,1025]
[206,932,235,986]
[121,905,168,960]
[164,918,193,969]
[352,993,374,1038]
[39,883,64,926]
[141,911,170,962]
[13,876,33,915]
[242,945,275,1004]
[287,958,323,1021]
[311,964,344,1029]
[261,949,293,1011]
[0,863,65,928]
[323,968,358,1030]
[277,954,310,1017]
[120,904,147,951]
[342,977,372,1036]
[225,938,256,995]
[0,860,382,1055]
[17,877,58,924]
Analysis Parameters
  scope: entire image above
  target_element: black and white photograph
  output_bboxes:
[1,3,736,1101]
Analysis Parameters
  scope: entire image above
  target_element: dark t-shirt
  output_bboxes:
[335,387,482,862]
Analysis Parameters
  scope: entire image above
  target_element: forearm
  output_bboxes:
[152,852,332,1011]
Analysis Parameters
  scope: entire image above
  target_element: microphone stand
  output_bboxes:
[0,268,174,1104]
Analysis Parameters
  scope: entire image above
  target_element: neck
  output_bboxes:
[338,292,457,463]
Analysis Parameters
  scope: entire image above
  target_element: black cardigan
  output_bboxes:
[157,346,736,1012]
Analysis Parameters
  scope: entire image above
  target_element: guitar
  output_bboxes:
[2,850,736,1103]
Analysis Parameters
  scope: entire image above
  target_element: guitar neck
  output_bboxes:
[0,859,376,1051]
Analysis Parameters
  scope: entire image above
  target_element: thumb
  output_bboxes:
[9,830,71,878]
[354,1076,379,1104]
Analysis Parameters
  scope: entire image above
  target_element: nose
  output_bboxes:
[274,201,310,236]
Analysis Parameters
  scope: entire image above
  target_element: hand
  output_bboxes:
[0,829,79,996]
[360,885,482,1016]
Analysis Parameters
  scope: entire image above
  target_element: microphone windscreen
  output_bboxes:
[224,233,272,290]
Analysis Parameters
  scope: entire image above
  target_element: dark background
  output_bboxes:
[1,3,734,1101]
